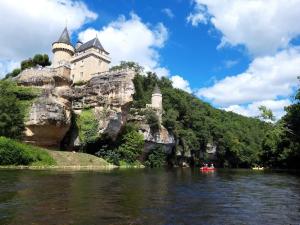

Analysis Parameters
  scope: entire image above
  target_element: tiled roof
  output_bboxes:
[76,37,108,53]
[153,84,161,94]
[57,27,71,45]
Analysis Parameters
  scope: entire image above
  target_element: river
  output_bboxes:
[0,168,299,225]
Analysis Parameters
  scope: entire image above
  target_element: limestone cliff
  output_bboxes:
[15,67,175,151]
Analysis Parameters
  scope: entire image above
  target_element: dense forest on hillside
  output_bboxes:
[123,63,271,167]
[111,62,300,168]
[1,60,299,168]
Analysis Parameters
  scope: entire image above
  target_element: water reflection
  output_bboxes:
[0,168,299,225]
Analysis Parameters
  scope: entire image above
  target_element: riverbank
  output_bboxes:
[0,150,117,170]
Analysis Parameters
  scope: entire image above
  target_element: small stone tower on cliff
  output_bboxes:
[52,27,75,67]
[151,84,162,110]
[151,84,162,121]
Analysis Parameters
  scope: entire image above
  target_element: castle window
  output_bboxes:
[98,59,101,65]
[80,72,83,80]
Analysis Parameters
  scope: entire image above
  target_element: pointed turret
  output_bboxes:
[153,84,161,94]
[57,27,71,45]
[52,27,75,67]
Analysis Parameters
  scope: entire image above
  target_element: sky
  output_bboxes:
[1,0,300,120]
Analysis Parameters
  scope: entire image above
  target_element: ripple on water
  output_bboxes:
[0,168,299,225]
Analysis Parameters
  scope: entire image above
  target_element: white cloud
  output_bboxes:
[0,60,19,77]
[78,13,169,77]
[197,47,300,107]
[187,3,208,26]
[162,8,175,19]
[170,75,192,93]
[223,99,291,120]
[224,59,239,69]
[0,0,97,77]
[188,0,300,56]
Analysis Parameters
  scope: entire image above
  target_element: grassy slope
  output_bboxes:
[0,137,113,168]
[46,150,113,167]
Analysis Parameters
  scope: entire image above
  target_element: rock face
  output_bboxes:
[16,67,175,151]
[16,67,72,147]
[128,111,175,153]
[24,96,71,147]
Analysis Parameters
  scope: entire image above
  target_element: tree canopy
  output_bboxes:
[4,54,51,79]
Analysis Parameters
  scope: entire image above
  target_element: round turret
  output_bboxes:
[151,84,162,110]
[52,27,75,67]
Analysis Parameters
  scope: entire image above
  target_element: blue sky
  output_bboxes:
[76,0,250,88]
[1,0,300,119]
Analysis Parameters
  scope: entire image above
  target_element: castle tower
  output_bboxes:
[52,27,75,67]
[151,84,162,110]
[151,84,163,121]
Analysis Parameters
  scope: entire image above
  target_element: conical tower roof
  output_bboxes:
[57,27,71,45]
[153,84,161,94]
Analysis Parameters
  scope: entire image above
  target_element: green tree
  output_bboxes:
[32,54,51,67]
[145,109,160,131]
[110,61,143,73]
[145,146,167,167]
[21,58,34,70]
[118,130,144,163]
[4,68,21,79]
[258,105,275,121]
[76,109,99,148]
[0,81,25,139]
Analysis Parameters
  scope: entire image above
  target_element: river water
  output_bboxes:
[0,168,299,225]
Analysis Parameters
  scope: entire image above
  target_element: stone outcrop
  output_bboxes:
[140,124,175,153]
[128,110,175,153]
[24,96,71,147]
[16,67,175,151]
[16,67,72,147]
[72,69,135,109]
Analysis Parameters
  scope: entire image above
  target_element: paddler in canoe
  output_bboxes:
[200,163,215,171]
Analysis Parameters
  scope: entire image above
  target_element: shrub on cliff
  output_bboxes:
[95,123,144,165]
[144,109,160,131]
[118,130,144,163]
[145,146,167,168]
[0,81,25,139]
[0,80,40,139]
[75,109,100,149]
[0,137,55,166]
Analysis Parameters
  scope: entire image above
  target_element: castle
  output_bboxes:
[15,27,171,148]
[52,27,111,82]
[51,27,163,115]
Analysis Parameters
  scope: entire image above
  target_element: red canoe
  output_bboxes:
[200,167,215,171]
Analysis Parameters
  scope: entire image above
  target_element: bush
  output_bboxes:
[0,137,55,166]
[96,148,120,166]
[145,146,167,167]
[118,130,144,163]
[144,109,160,131]
[76,109,99,148]
[0,80,40,139]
